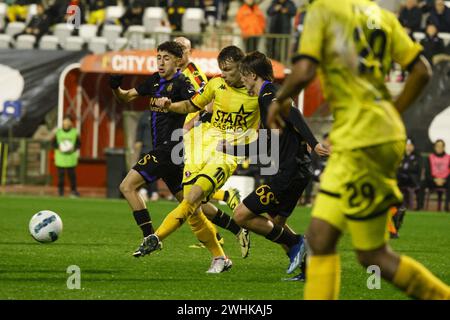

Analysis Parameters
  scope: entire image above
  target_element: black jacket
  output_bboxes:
[267,0,297,34]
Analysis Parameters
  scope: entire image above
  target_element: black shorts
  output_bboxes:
[132,148,183,195]
[243,169,311,218]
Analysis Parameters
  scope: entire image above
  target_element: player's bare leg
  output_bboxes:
[120,169,155,240]
[356,244,450,299]
[234,203,306,273]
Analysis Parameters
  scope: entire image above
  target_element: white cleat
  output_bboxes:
[206,256,233,274]
[237,229,250,258]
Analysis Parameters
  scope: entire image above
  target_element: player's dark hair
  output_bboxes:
[157,41,183,58]
[217,46,245,66]
[239,51,274,82]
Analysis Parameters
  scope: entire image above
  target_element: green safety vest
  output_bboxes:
[55,128,79,168]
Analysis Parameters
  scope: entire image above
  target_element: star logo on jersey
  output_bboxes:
[213,104,253,130]
[167,83,173,92]
[231,105,253,125]
[219,84,227,90]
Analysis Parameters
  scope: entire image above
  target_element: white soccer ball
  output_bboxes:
[59,140,74,153]
[29,210,63,243]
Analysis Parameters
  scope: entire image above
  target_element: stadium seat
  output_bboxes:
[54,23,75,47]
[139,37,156,50]
[125,25,145,49]
[102,24,123,49]
[112,37,128,51]
[16,34,36,49]
[440,32,450,46]
[64,36,84,51]
[0,34,12,49]
[79,24,98,42]
[413,32,426,42]
[88,36,108,54]
[153,24,171,44]
[38,35,59,50]
[6,22,26,37]
[105,6,125,23]
[425,188,448,211]
[143,7,166,34]
[0,2,7,31]
[182,8,204,34]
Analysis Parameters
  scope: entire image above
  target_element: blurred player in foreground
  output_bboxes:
[268,0,450,299]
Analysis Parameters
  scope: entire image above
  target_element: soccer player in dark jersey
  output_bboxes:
[109,41,230,273]
[234,51,329,277]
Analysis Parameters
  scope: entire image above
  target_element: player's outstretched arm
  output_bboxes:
[394,55,432,114]
[109,75,139,103]
[155,98,199,114]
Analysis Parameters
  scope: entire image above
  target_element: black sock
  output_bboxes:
[211,209,241,235]
[222,190,230,202]
[265,224,300,248]
[133,209,154,237]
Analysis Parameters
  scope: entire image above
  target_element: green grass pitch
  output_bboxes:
[0,195,449,300]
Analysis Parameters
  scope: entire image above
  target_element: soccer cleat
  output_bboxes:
[282,273,306,282]
[226,188,241,211]
[237,228,250,258]
[206,256,233,274]
[287,236,307,274]
[132,234,162,257]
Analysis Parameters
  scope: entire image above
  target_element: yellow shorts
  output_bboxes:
[183,123,239,201]
[88,9,105,25]
[311,141,405,251]
[7,5,28,22]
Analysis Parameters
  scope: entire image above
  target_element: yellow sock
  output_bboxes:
[155,200,196,241]
[304,254,341,300]
[188,209,225,257]
[393,255,450,300]
[212,190,226,201]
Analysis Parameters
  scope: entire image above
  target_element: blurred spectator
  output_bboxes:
[13,2,52,45]
[6,0,37,23]
[292,4,307,56]
[420,23,445,64]
[418,0,435,12]
[201,0,218,27]
[53,115,81,198]
[418,139,450,211]
[236,0,266,52]
[119,0,144,32]
[165,0,188,31]
[428,0,450,32]
[399,0,422,32]
[217,0,231,23]
[397,139,422,207]
[267,0,296,62]
[86,0,117,25]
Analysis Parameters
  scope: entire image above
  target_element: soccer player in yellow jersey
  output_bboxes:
[140,46,261,270]
[174,37,250,257]
[268,0,450,299]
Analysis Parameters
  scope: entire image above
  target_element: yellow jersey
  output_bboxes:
[190,76,260,146]
[182,61,208,124]
[298,0,422,151]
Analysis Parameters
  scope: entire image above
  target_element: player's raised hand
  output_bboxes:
[109,74,124,89]
[155,97,172,109]
[314,143,330,157]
